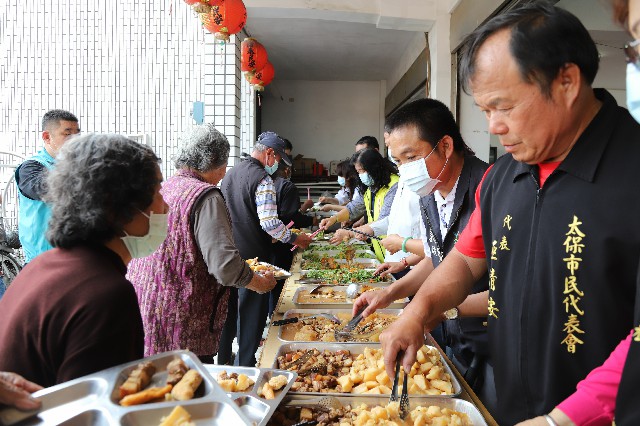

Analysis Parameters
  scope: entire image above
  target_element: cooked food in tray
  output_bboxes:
[246,258,291,278]
[277,346,454,396]
[257,374,289,400]
[268,401,471,426]
[214,370,255,392]
[158,405,196,426]
[295,286,394,304]
[118,359,204,406]
[300,269,387,284]
[280,312,397,342]
[301,256,373,270]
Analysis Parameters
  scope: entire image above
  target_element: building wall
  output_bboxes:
[0,0,251,227]
[261,80,384,166]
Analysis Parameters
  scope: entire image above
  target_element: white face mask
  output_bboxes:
[121,211,168,259]
[398,141,448,197]
[627,63,640,123]
[337,176,346,186]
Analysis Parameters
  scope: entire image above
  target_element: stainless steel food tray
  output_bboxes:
[296,273,394,285]
[309,239,369,246]
[272,342,462,398]
[251,261,292,279]
[0,350,252,426]
[279,395,487,425]
[300,258,381,273]
[278,308,403,343]
[204,365,297,426]
[302,250,378,261]
[292,284,408,309]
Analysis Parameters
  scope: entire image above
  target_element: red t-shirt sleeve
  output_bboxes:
[455,165,493,259]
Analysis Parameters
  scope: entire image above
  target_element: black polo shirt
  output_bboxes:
[479,89,640,425]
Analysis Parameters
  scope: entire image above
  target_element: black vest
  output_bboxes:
[420,154,490,363]
[615,265,640,425]
[480,90,640,425]
[220,157,272,262]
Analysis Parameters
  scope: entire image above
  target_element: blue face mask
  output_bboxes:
[265,159,279,175]
[359,172,374,187]
[627,63,640,123]
[337,176,346,186]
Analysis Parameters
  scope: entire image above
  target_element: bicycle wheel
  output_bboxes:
[0,252,22,287]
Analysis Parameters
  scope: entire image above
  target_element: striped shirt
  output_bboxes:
[255,176,296,244]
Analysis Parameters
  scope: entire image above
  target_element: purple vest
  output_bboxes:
[127,170,230,356]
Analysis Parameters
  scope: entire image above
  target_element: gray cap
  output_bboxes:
[257,131,292,166]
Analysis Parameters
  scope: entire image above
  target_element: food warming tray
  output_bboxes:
[277,395,487,425]
[0,350,252,426]
[203,365,297,426]
[292,284,408,309]
[272,342,462,398]
[277,309,404,343]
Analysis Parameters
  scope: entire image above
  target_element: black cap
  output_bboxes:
[257,131,292,166]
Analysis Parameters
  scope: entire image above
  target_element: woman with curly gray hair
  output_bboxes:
[0,133,166,387]
[127,124,276,363]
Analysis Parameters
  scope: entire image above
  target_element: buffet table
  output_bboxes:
[258,249,498,426]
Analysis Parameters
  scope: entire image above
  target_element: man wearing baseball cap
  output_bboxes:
[219,131,312,366]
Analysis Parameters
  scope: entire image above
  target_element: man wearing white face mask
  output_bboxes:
[15,109,80,263]
[219,131,312,367]
[353,98,494,408]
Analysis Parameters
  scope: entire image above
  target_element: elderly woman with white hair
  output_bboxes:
[127,124,276,363]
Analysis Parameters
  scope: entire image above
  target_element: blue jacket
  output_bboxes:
[16,149,54,262]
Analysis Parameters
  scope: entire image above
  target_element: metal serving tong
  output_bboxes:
[334,304,368,341]
[272,313,341,326]
[344,227,381,241]
[389,352,410,420]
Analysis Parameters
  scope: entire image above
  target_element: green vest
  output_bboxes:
[363,174,399,262]
[16,149,55,263]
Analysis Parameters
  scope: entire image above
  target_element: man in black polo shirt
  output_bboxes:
[379,4,640,425]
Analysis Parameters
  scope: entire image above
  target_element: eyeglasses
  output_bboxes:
[624,39,640,70]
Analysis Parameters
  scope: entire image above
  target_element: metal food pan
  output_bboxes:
[279,395,487,425]
[277,308,403,343]
[300,258,381,273]
[292,284,407,309]
[0,350,251,426]
[296,272,394,285]
[271,342,461,398]
[251,262,291,279]
[204,364,297,426]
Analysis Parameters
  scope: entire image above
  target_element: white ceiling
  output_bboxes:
[242,0,628,90]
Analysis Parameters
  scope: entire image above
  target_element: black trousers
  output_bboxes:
[217,287,270,367]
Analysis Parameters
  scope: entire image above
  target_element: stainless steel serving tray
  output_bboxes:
[278,308,403,343]
[279,395,487,425]
[251,262,292,279]
[272,342,462,398]
[204,365,297,426]
[0,350,252,426]
[299,258,381,273]
[292,284,407,309]
[295,273,394,285]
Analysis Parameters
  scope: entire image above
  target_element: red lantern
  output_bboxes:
[241,38,268,77]
[200,0,247,42]
[250,61,274,91]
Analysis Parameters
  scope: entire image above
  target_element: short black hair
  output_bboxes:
[283,138,293,152]
[385,98,473,155]
[355,136,379,150]
[459,2,599,97]
[42,109,78,131]
[352,148,398,194]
